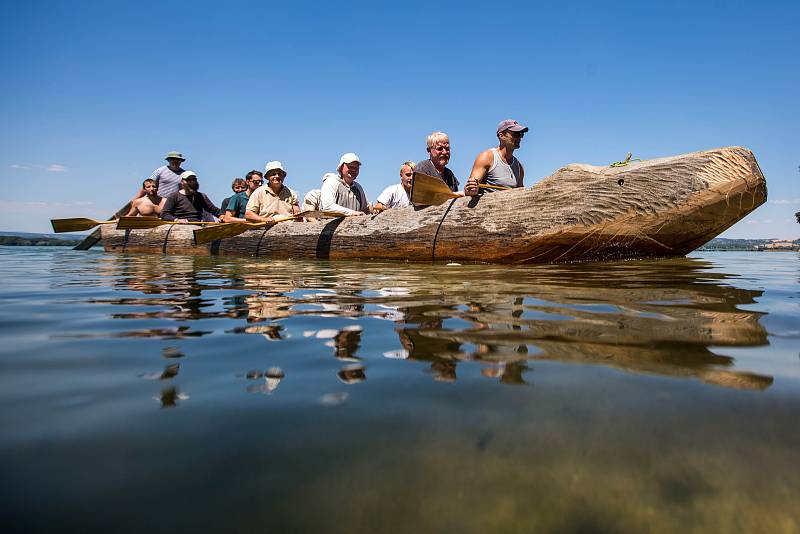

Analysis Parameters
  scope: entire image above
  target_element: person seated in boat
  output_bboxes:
[126,179,165,217]
[320,153,370,216]
[221,171,263,223]
[415,132,459,192]
[160,171,221,223]
[220,178,247,214]
[245,161,301,223]
[465,119,527,196]
[373,161,415,211]
[301,178,325,222]
[303,188,321,212]
[131,151,187,206]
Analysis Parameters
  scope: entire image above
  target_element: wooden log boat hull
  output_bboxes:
[101,146,767,264]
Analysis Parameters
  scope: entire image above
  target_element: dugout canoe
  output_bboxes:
[101,146,767,264]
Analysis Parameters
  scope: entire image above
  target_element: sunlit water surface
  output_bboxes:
[0,248,798,533]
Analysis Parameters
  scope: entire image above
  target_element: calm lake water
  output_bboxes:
[0,247,798,533]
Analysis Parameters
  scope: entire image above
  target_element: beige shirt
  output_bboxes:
[246,185,299,217]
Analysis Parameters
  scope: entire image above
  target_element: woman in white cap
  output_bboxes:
[245,161,301,223]
[320,153,370,216]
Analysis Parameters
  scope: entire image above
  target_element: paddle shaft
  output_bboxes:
[193,210,347,244]
[73,202,131,250]
[116,216,220,230]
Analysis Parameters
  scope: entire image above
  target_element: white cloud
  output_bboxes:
[745,219,774,224]
[8,163,68,172]
[770,198,800,205]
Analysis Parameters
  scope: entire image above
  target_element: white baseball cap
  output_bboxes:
[339,153,361,167]
[180,170,197,180]
[264,161,286,175]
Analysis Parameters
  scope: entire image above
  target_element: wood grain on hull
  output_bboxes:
[102,146,767,264]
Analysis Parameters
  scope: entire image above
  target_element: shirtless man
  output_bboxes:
[126,179,165,216]
[465,119,528,196]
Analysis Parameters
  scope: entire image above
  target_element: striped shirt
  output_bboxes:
[149,165,184,197]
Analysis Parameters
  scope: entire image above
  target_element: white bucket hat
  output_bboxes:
[264,161,286,175]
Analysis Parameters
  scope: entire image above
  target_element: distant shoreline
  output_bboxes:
[0,235,82,247]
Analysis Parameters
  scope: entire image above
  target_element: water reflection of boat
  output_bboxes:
[92,254,773,390]
[100,147,766,264]
[390,262,771,389]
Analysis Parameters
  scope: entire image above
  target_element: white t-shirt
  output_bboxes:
[376,183,411,209]
[303,189,321,211]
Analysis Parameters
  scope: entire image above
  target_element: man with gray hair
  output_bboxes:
[320,153,370,216]
[373,161,415,211]
[414,132,459,192]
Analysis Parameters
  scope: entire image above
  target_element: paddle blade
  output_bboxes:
[116,216,166,229]
[411,172,461,206]
[193,222,265,244]
[73,201,131,250]
[51,218,103,233]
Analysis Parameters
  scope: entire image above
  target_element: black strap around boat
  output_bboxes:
[431,198,458,263]
[162,225,174,254]
[255,227,270,257]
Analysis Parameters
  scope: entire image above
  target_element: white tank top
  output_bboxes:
[485,148,522,189]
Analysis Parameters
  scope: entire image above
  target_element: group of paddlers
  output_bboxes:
[127,119,529,223]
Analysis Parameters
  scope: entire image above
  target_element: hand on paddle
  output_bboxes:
[465,177,480,196]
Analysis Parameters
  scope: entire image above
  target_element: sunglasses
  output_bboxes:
[249,180,263,185]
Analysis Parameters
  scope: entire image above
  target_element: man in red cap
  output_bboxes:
[464,119,528,196]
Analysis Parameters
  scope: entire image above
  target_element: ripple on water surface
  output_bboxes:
[0,247,798,532]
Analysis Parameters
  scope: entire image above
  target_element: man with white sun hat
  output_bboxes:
[245,161,301,223]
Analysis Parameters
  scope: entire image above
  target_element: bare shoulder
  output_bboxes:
[474,149,494,165]
[468,149,494,182]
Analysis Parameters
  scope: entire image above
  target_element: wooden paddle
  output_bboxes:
[116,216,219,230]
[410,172,510,206]
[51,218,120,233]
[72,202,131,250]
[193,210,347,244]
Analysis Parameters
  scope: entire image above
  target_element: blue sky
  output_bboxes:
[1,0,797,238]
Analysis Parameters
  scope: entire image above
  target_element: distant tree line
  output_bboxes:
[0,236,82,247]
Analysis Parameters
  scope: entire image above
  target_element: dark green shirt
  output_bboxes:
[225,192,249,218]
